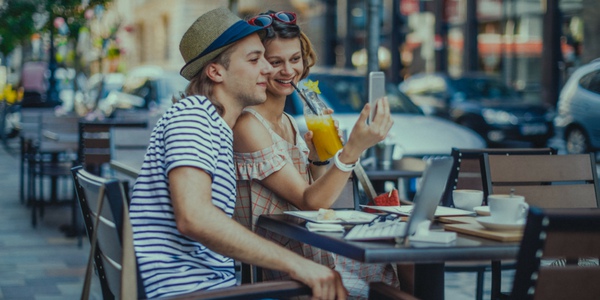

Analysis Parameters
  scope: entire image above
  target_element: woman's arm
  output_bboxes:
[233,99,392,210]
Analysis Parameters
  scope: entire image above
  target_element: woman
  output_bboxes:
[232,10,399,298]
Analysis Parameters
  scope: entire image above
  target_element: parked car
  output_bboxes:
[98,65,188,117]
[285,68,486,158]
[554,58,600,154]
[398,72,554,147]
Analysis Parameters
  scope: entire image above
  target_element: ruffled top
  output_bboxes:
[234,108,311,229]
[233,108,334,280]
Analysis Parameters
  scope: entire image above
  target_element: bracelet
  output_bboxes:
[308,158,330,166]
[333,149,359,172]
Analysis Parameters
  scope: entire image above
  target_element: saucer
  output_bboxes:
[476,216,525,231]
[473,206,490,216]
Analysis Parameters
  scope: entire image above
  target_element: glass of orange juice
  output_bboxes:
[302,89,343,161]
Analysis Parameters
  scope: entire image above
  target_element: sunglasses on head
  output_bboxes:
[248,11,297,27]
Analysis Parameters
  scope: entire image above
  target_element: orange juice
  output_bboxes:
[306,114,343,160]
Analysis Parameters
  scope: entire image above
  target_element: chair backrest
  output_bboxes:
[510,207,600,300]
[441,147,558,207]
[71,166,145,299]
[78,123,113,175]
[482,153,600,208]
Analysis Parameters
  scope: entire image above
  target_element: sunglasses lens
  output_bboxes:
[275,12,296,23]
[250,16,272,27]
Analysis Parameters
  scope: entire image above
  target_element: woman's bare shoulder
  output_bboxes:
[233,111,273,152]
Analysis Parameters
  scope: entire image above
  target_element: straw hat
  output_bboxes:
[179,7,265,80]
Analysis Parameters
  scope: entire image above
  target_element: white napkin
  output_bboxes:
[306,222,344,232]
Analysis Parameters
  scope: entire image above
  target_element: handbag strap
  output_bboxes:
[81,185,105,300]
[354,164,377,202]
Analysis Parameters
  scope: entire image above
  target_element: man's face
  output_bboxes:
[222,34,273,107]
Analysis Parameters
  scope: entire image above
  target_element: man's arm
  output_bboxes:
[169,166,347,300]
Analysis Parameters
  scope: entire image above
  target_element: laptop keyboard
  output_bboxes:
[344,221,407,241]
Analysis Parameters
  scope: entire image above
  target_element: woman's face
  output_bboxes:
[263,37,304,98]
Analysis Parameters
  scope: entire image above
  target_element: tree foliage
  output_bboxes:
[0,0,112,56]
[0,0,39,55]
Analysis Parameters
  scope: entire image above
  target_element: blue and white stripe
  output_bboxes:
[130,96,237,298]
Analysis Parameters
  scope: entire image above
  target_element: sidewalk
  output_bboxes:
[0,135,517,299]
[0,139,102,299]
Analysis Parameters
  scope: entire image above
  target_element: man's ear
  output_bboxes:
[206,63,224,83]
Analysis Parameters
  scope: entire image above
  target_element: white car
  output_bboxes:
[285,69,486,158]
[554,58,600,154]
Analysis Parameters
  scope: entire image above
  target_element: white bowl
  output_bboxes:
[452,189,484,211]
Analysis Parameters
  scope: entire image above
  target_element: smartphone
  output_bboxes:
[368,71,386,123]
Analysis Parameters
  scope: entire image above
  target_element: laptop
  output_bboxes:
[345,157,456,243]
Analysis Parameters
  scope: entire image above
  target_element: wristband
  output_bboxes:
[333,149,359,172]
[308,158,330,166]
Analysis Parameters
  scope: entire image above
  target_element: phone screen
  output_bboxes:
[368,71,386,123]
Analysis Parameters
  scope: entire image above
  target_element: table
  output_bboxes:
[256,214,519,300]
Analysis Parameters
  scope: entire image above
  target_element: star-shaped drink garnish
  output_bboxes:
[304,80,321,94]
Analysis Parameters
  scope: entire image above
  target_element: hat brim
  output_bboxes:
[180,24,265,80]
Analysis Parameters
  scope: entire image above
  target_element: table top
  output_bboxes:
[79,117,148,128]
[256,214,519,264]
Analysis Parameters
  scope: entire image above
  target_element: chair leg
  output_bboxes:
[475,269,484,300]
[491,260,501,300]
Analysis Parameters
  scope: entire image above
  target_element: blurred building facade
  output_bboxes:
[110,0,593,105]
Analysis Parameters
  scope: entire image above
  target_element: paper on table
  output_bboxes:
[360,205,475,217]
[306,222,344,232]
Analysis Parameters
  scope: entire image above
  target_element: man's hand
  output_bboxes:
[289,260,348,300]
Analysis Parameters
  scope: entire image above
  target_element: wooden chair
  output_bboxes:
[71,166,313,299]
[509,207,600,300]
[26,112,80,227]
[78,122,113,176]
[441,147,557,207]
[441,147,556,300]
[482,153,599,209]
[481,153,599,299]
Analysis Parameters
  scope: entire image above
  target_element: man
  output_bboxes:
[129,7,347,299]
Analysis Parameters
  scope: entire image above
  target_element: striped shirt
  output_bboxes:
[129,96,237,298]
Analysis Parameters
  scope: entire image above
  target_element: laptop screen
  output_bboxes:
[401,157,453,240]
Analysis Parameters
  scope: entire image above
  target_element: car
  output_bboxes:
[398,72,555,147]
[98,65,188,117]
[554,58,600,154]
[284,68,486,158]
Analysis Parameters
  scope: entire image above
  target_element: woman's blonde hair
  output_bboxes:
[257,10,317,80]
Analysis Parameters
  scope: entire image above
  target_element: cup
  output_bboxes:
[487,194,529,223]
[375,143,396,170]
[305,114,343,161]
[452,189,484,211]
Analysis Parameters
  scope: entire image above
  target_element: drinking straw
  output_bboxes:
[291,82,319,115]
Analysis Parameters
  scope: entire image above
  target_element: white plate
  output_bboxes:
[284,210,377,224]
[361,205,474,217]
[476,216,525,231]
[474,206,491,216]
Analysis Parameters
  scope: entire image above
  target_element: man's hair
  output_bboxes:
[259,11,316,80]
[183,44,236,115]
